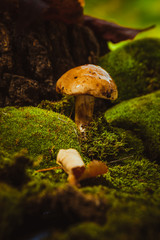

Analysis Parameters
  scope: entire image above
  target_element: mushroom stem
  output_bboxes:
[75,95,95,133]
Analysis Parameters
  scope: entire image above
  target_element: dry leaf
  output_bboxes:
[36,166,62,172]
[84,15,155,43]
[80,160,108,181]
[36,154,108,186]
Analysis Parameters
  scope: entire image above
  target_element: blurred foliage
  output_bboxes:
[84,0,160,49]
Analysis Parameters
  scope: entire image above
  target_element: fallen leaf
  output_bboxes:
[84,15,155,43]
[79,160,108,181]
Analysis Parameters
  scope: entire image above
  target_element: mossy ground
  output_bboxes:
[43,156,160,240]
[99,38,160,102]
[81,116,144,163]
[105,90,160,162]
[1,149,160,240]
[0,94,160,239]
[1,39,160,239]
[39,90,160,239]
[0,106,80,169]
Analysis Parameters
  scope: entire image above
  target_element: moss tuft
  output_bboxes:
[105,90,160,161]
[99,38,160,101]
[38,96,75,118]
[81,116,144,162]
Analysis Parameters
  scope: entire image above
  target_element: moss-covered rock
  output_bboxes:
[104,90,160,161]
[0,106,80,169]
[99,38,160,101]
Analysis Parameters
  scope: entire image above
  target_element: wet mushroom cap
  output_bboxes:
[56,64,118,100]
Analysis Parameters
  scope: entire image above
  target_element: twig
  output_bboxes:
[36,166,62,172]
[108,155,134,165]
[36,155,134,172]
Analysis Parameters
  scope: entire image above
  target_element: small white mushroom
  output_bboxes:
[56,148,85,186]
[56,64,118,133]
[37,148,108,186]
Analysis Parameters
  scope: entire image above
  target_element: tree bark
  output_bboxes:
[0,9,109,107]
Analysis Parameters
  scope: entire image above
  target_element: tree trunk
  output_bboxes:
[0,9,109,107]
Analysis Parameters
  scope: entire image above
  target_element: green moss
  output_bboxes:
[0,166,60,240]
[47,212,160,240]
[0,149,33,187]
[49,222,103,240]
[0,183,23,240]
[0,78,160,239]
[81,116,144,162]
[1,149,160,239]
[99,38,160,101]
[81,157,160,198]
[0,106,80,169]
[104,90,160,161]
[44,157,160,240]
[0,163,109,240]
[105,157,160,194]
[38,96,75,118]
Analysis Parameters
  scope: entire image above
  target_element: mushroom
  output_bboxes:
[56,64,118,133]
[37,148,108,186]
[56,148,85,186]
[56,149,108,186]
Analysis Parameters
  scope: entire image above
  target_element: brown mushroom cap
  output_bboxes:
[56,64,118,100]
